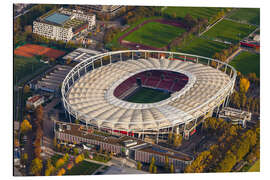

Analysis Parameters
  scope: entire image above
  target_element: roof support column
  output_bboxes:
[120,53,122,61]
[208,59,210,66]
[110,54,112,64]
[132,52,133,60]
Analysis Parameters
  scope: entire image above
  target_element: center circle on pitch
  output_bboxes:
[113,70,189,103]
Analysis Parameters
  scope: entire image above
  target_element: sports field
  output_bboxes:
[228,8,260,25]
[162,7,228,20]
[248,160,260,172]
[14,44,66,59]
[179,37,229,57]
[123,22,186,48]
[229,51,260,77]
[125,87,171,103]
[202,19,257,43]
[65,160,101,175]
[14,55,49,84]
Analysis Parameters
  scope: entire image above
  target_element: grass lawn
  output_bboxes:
[14,55,49,85]
[65,160,101,175]
[202,19,257,43]
[228,8,260,25]
[125,87,170,103]
[178,36,229,57]
[248,160,260,172]
[162,7,228,20]
[124,22,185,48]
[229,51,260,77]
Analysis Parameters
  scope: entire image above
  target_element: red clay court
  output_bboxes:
[14,44,66,59]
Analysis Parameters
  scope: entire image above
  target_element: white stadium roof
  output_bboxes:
[65,56,232,132]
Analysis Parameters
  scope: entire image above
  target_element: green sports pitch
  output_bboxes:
[125,87,171,103]
[123,21,186,48]
[229,51,260,77]
[228,8,260,25]
[202,19,257,43]
[162,7,228,20]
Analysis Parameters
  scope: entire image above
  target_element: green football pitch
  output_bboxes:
[124,21,186,48]
[125,87,171,103]
[202,19,257,43]
[162,7,227,20]
[229,51,260,77]
[228,8,260,25]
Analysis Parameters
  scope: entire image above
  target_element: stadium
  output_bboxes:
[61,50,237,141]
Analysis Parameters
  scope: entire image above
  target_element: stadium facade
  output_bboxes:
[61,50,236,141]
[33,8,96,41]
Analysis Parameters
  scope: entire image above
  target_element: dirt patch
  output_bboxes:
[14,44,66,59]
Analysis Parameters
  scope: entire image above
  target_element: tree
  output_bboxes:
[137,161,142,170]
[239,78,250,93]
[45,159,55,176]
[75,154,85,164]
[153,165,157,173]
[55,158,65,169]
[30,157,43,176]
[67,162,74,170]
[173,133,183,147]
[21,153,28,165]
[34,146,42,158]
[35,105,44,122]
[23,85,30,94]
[63,153,69,162]
[57,168,66,176]
[217,150,236,172]
[148,163,153,173]
[165,155,169,170]
[20,119,32,134]
[168,131,173,144]
[66,57,72,65]
[170,164,174,173]
[73,147,79,155]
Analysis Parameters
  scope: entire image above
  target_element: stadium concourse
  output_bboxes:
[62,50,236,141]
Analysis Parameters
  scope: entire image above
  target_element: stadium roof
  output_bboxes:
[45,12,70,25]
[66,57,231,132]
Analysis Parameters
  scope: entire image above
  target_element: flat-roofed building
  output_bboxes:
[54,121,193,172]
[33,8,95,42]
[26,95,44,109]
[29,65,72,93]
[62,48,101,63]
[219,107,252,127]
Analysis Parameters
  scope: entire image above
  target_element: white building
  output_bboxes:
[33,8,95,42]
[219,107,252,127]
[26,95,44,109]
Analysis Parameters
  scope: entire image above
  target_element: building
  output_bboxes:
[59,7,96,29]
[29,65,72,93]
[61,50,236,140]
[26,95,44,109]
[219,107,252,127]
[33,8,96,41]
[79,5,123,14]
[62,48,101,63]
[54,121,193,172]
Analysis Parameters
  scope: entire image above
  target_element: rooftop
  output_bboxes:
[45,12,70,25]
[27,95,43,103]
